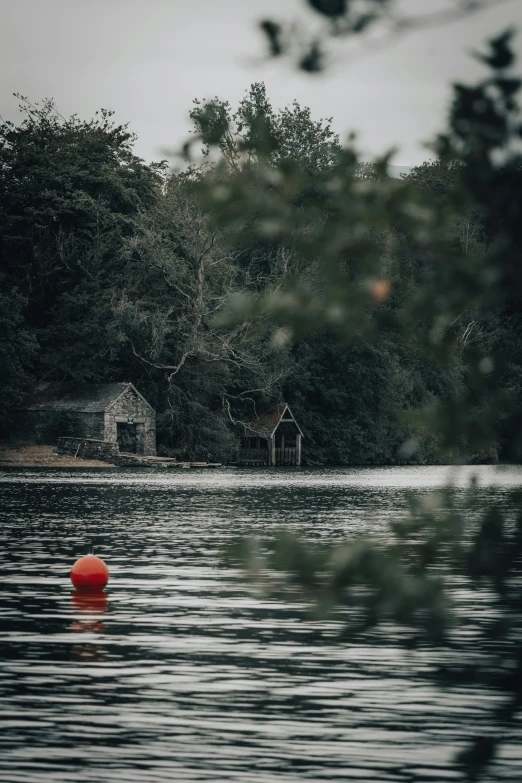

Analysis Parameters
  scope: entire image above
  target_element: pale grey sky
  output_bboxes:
[0,0,521,166]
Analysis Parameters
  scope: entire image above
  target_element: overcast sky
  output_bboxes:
[1,0,521,166]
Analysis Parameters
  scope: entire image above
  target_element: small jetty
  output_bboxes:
[54,438,222,468]
[0,444,222,469]
[116,453,222,469]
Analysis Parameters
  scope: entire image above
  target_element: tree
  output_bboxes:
[107,168,292,459]
[188,82,341,174]
[199,27,522,779]
[0,287,38,431]
[0,96,165,385]
[0,88,345,459]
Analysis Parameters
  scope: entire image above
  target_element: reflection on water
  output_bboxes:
[70,591,109,644]
[71,590,109,616]
[0,465,521,782]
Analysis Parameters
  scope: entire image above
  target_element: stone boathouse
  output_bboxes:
[237,403,303,466]
[15,382,156,456]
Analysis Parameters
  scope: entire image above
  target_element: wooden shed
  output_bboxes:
[15,382,156,456]
[237,403,303,466]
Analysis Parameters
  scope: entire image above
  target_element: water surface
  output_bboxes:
[0,465,521,782]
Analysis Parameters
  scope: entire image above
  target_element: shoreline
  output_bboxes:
[0,444,116,469]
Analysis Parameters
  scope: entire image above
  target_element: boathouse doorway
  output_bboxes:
[275,429,298,466]
[117,422,137,453]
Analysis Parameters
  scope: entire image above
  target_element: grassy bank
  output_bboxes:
[0,444,115,469]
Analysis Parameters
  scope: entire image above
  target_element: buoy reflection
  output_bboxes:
[70,590,109,663]
[71,590,109,616]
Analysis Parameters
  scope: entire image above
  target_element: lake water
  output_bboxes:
[0,465,521,783]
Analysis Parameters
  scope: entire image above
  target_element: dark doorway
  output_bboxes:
[117,422,137,453]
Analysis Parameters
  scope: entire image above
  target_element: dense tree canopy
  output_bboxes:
[0,97,164,390]
[1,57,521,466]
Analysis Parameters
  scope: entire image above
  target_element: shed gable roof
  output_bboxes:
[17,382,154,414]
[105,383,155,414]
[243,402,303,438]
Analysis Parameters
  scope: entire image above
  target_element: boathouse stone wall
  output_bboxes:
[104,387,156,456]
[56,437,119,462]
[14,382,156,456]
[12,410,105,444]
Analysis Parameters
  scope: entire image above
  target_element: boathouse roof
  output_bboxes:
[17,382,154,414]
[243,402,303,439]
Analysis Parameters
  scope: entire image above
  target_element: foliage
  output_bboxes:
[2,72,520,468]
[285,332,451,465]
[258,0,512,73]
[189,82,341,174]
[190,22,522,780]
[0,96,164,381]
[194,31,522,462]
[0,287,38,431]
[0,93,295,458]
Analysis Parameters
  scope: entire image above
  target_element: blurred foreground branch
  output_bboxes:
[190,27,522,779]
[259,0,518,72]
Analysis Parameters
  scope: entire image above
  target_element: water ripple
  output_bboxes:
[0,466,521,782]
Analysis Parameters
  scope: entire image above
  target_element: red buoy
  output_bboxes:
[70,555,109,591]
